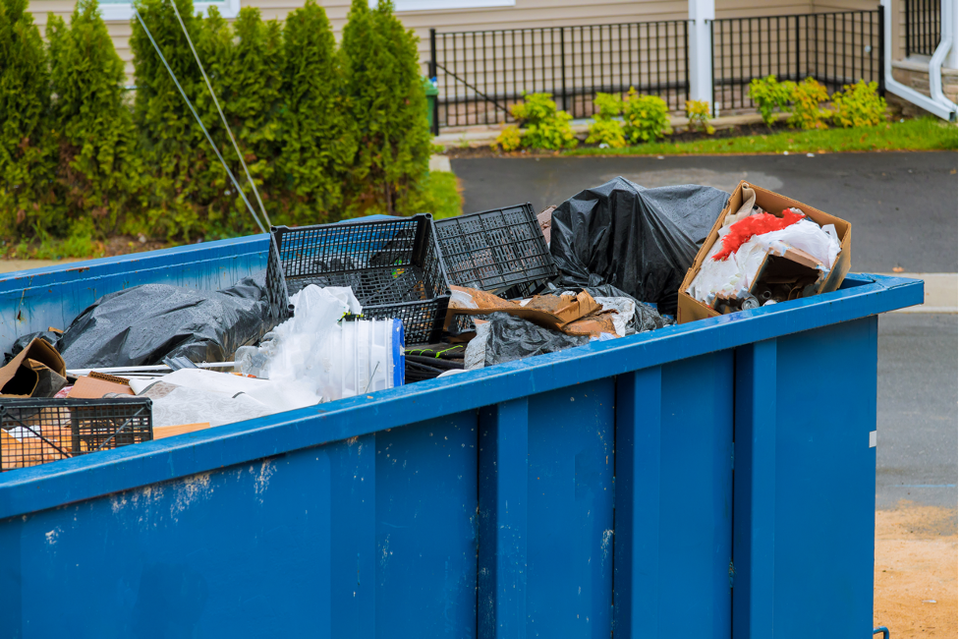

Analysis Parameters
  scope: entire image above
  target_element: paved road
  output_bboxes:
[877,313,958,511]
[451,151,958,273]
[453,151,959,513]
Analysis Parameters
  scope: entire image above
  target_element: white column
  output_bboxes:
[946,0,958,69]
[688,0,716,112]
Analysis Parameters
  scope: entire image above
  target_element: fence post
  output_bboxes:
[877,4,886,96]
[688,0,716,111]
[560,27,567,112]
[429,29,439,135]
[795,16,801,81]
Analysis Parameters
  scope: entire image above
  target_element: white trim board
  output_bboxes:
[99,0,240,22]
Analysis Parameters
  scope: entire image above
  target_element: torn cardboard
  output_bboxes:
[678,181,851,324]
[0,338,67,397]
[447,286,609,335]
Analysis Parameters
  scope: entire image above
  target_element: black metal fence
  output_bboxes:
[429,9,886,131]
[429,20,689,130]
[711,9,884,113]
[904,0,941,57]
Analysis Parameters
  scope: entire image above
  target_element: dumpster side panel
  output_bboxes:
[733,317,878,638]
[772,317,878,637]
[613,352,734,639]
[0,236,267,352]
[0,440,380,639]
[526,379,616,638]
[658,352,734,636]
[375,412,478,639]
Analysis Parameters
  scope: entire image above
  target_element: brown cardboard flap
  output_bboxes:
[447,286,604,333]
[677,180,851,324]
[67,376,135,399]
[0,338,67,397]
[154,422,212,440]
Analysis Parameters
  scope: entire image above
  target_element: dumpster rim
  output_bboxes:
[0,273,922,521]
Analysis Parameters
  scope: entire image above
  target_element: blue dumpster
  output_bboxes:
[0,236,922,638]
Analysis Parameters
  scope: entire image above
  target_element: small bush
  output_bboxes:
[748,75,795,126]
[586,119,627,148]
[788,78,830,130]
[586,92,625,147]
[593,92,622,120]
[622,87,670,144]
[685,100,715,135]
[494,124,522,151]
[831,80,887,128]
[508,93,577,150]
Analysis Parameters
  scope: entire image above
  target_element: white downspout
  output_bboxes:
[928,0,958,114]
[881,0,957,120]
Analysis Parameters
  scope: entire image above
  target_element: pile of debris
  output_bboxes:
[0,177,850,471]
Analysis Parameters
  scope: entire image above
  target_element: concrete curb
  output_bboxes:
[433,112,788,149]
[877,272,957,313]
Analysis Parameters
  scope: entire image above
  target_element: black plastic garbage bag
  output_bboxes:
[3,330,61,366]
[466,312,591,368]
[57,271,279,368]
[550,177,727,315]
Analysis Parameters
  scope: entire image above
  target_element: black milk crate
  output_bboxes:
[0,397,153,472]
[435,203,558,300]
[270,214,452,344]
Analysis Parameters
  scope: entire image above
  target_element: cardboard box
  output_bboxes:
[677,181,851,324]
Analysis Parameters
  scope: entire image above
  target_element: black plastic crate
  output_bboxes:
[270,214,451,344]
[435,203,558,299]
[0,397,153,472]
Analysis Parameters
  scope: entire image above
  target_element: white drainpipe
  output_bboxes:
[928,0,958,114]
[881,0,957,121]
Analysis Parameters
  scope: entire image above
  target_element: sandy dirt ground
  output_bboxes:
[874,501,958,637]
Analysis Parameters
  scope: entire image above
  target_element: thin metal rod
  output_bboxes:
[168,0,272,229]
[67,362,237,377]
[133,8,266,233]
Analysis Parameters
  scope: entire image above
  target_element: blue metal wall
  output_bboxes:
[0,235,268,351]
[0,245,922,638]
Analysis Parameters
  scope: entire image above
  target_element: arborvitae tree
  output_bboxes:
[372,0,430,214]
[276,0,353,225]
[341,0,430,216]
[340,0,388,214]
[0,0,57,236]
[47,0,142,236]
[130,0,206,239]
[193,7,282,235]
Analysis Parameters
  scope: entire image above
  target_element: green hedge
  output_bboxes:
[0,0,433,242]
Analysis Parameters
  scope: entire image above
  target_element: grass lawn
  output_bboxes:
[566,117,959,157]
[413,170,463,220]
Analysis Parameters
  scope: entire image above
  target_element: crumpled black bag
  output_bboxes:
[550,177,728,315]
[3,330,61,366]
[476,312,591,367]
[57,271,279,368]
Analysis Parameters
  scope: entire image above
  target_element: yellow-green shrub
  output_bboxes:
[831,80,888,128]
[622,87,670,143]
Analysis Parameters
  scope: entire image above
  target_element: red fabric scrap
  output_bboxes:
[712,209,805,261]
